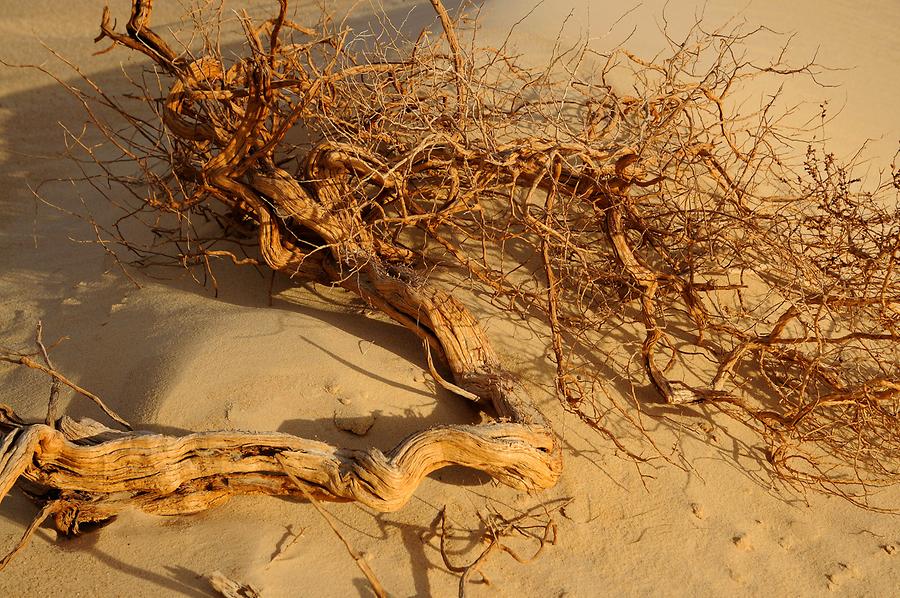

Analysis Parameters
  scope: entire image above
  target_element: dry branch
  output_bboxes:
[2,0,900,573]
[279,456,387,598]
[206,571,261,598]
[435,503,560,597]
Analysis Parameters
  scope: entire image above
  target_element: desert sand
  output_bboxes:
[1,1,898,596]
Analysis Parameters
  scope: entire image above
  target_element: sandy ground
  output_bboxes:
[1,1,898,596]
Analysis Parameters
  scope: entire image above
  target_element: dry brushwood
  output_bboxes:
[433,501,562,598]
[0,2,564,568]
[1,0,900,570]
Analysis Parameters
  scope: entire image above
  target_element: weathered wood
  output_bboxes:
[0,411,559,518]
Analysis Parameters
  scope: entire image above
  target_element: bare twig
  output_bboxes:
[277,456,388,598]
[0,353,131,430]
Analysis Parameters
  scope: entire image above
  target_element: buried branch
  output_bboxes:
[0,349,558,570]
[0,407,558,517]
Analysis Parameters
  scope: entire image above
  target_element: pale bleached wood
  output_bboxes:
[0,409,559,518]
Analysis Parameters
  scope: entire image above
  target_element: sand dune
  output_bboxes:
[1,1,898,596]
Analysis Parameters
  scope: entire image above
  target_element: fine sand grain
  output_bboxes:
[1,1,898,596]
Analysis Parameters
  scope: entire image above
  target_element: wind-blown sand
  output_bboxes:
[1,1,898,596]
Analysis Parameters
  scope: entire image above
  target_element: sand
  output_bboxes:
[1,1,898,596]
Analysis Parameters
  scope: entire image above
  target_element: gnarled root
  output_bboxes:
[0,392,559,569]
[0,413,558,517]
